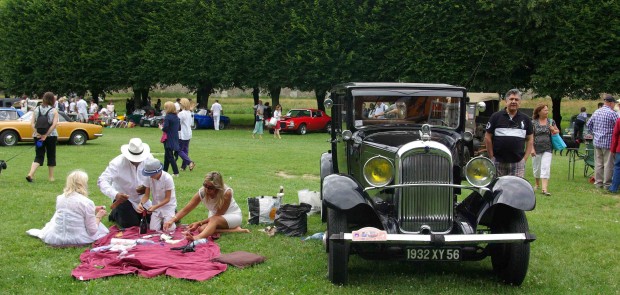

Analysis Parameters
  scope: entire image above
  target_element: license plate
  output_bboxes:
[406,247,461,261]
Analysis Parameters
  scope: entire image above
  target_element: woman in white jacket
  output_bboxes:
[27,170,109,246]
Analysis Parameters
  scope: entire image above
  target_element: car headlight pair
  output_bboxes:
[363,155,496,188]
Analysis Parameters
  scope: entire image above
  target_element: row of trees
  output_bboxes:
[0,0,619,126]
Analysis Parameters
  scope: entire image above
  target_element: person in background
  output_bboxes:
[178,98,195,171]
[163,171,249,238]
[26,170,109,246]
[531,103,558,196]
[69,97,77,114]
[154,99,161,114]
[89,99,98,115]
[138,159,177,231]
[98,138,153,228]
[106,101,115,116]
[27,92,59,182]
[372,100,388,119]
[20,94,28,113]
[608,117,620,193]
[252,105,264,139]
[161,101,180,176]
[273,104,283,139]
[210,99,223,131]
[76,96,88,123]
[174,98,181,112]
[263,102,272,121]
[586,95,619,190]
[598,102,604,109]
[574,107,588,143]
[484,89,533,177]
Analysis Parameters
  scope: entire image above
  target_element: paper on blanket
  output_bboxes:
[72,226,227,281]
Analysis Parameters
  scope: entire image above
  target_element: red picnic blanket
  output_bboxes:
[72,226,227,281]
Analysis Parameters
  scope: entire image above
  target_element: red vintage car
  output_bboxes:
[272,108,331,135]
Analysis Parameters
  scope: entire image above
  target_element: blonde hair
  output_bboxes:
[64,170,89,196]
[203,171,226,210]
[163,101,176,114]
[180,98,191,111]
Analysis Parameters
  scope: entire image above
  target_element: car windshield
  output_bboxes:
[286,109,311,117]
[353,91,462,128]
[0,110,19,120]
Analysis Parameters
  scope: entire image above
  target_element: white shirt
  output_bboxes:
[89,103,98,114]
[69,102,76,113]
[143,171,177,212]
[106,104,115,114]
[211,102,222,116]
[98,154,153,210]
[76,99,88,114]
[26,192,109,245]
[273,109,282,120]
[174,102,181,112]
[178,110,193,140]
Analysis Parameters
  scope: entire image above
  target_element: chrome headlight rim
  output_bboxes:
[465,156,496,188]
[363,156,394,187]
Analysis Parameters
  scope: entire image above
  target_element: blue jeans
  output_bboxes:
[609,153,620,193]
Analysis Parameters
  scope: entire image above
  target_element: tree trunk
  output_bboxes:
[252,87,260,106]
[315,88,327,111]
[196,83,213,109]
[550,95,563,134]
[91,89,101,104]
[268,85,281,107]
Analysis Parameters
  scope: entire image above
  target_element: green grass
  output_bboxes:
[0,124,618,294]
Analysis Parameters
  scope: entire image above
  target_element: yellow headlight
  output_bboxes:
[465,157,496,187]
[363,156,394,187]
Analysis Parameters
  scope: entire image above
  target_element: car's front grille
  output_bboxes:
[398,147,453,233]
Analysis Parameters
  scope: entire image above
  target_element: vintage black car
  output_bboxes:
[320,82,536,286]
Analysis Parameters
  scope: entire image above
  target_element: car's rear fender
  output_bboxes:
[477,175,536,225]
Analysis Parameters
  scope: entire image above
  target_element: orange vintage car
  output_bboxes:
[0,111,103,146]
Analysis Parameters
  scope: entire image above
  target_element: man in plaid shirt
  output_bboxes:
[586,95,619,189]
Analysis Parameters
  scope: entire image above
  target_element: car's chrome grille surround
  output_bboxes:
[396,142,453,233]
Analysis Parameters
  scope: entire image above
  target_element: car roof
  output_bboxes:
[331,82,464,90]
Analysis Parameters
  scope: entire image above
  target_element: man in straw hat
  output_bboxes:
[98,138,154,228]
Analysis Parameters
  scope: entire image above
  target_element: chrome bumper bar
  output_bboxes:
[363,183,491,195]
[331,233,536,245]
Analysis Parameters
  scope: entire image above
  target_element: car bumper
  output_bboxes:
[94,133,103,138]
[330,232,536,245]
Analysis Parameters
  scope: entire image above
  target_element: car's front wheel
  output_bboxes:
[490,207,530,285]
[297,123,307,135]
[69,131,87,145]
[218,121,225,130]
[0,130,18,146]
[327,208,349,285]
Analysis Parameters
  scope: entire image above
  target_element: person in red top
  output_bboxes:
[608,117,620,193]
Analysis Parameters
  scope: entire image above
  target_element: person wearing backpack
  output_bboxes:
[26,92,59,182]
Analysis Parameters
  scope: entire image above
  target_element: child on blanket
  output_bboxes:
[137,158,177,232]
[26,170,109,246]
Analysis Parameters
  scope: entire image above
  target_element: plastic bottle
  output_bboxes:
[189,238,208,247]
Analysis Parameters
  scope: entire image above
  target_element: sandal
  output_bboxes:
[542,191,551,196]
[189,162,196,171]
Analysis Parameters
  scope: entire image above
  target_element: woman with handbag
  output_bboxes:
[160,101,180,176]
[531,103,558,196]
[272,104,283,139]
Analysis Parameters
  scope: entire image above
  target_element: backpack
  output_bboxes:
[35,106,53,134]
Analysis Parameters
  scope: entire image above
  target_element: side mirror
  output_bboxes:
[476,101,486,113]
[324,98,333,109]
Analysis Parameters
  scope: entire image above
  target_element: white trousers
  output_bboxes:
[532,151,552,179]
[150,207,176,232]
[213,115,220,130]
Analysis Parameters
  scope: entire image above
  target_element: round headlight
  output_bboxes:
[363,156,394,187]
[342,130,353,141]
[465,157,496,187]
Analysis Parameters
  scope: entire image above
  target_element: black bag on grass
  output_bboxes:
[274,203,312,237]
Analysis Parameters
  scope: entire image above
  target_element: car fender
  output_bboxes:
[322,174,369,211]
[477,175,536,225]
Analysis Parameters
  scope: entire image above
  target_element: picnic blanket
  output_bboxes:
[72,226,227,281]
